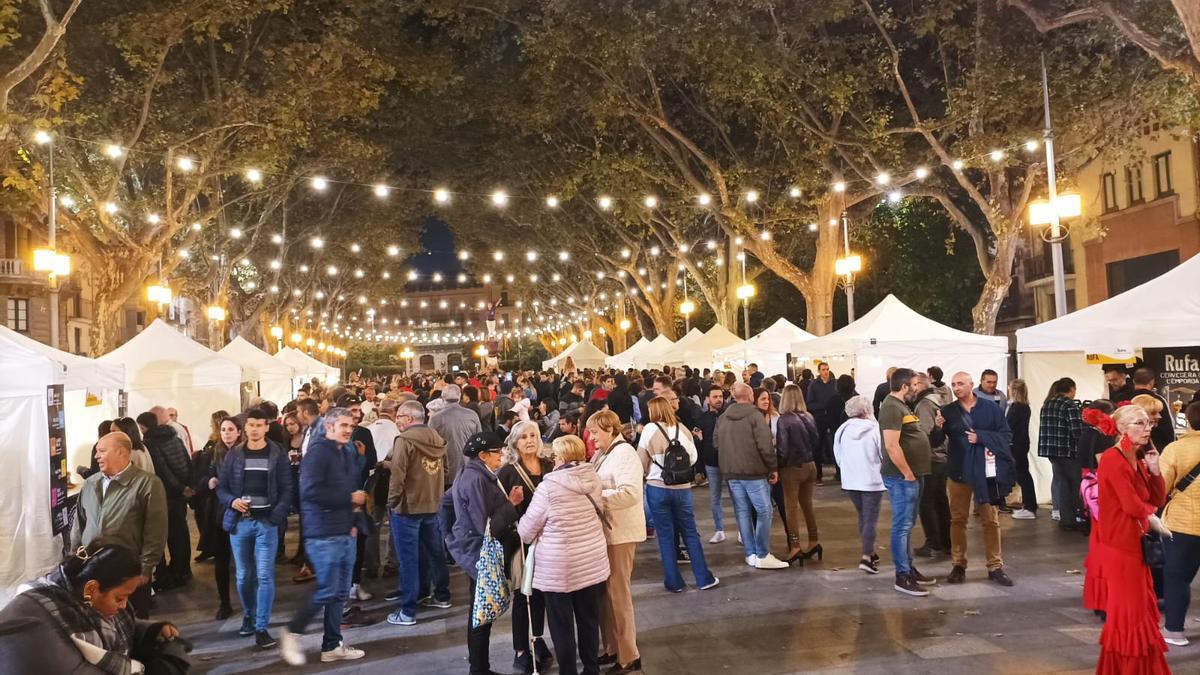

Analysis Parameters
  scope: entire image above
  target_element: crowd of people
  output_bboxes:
[1,359,1198,674]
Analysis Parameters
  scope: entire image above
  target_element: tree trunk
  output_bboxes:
[971,234,1020,334]
[87,256,155,356]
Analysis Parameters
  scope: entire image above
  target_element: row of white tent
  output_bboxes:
[0,319,339,604]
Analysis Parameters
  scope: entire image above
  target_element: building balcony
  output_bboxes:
[0,258,45,283]
[1023,248,1075,283]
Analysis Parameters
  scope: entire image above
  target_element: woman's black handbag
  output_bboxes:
[1141,531,1166,568]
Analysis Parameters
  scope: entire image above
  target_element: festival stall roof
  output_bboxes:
[543,338,609,370]
[606,337,651,369]
[1017,254,1200,504]
[0,326,124,488]
[630,334,677,369]
[276,346,340,385]
[0,334,112,605]
[220,337,297,407]
[99,319,243,447]
[790,294,1009,393]
[713,318,816,376]
[664,325,744,368]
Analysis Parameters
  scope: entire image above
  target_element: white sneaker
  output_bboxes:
[320,642,366,662]
[1012,509,1037,520]
[709,531,726,544]
[1051,510,1061,521]
[278,629,305,666]
[699,576,720,590]
[351,583,372,601]
[1163,630,1189,646]
[755,554,790,570]
[745,554,759,567]
[737,532,743,544]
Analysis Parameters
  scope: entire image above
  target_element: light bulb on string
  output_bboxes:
[176,156,195,172]
[104,202,118,214]
[229,227,243,239]
[491,190,508,207]
[875,172,891,185]
[788,186,802,198]
[951,159,964,170]
[311,176,328,191]
[245,168,262,183]
[558,250,569,261]
[105,144,123,158]
[597,196,613,210]
[1025,139,1040,152]
[696,193,712,206]
[146,213,160,224]
[990,149,1006,162]
[387,244,400,256]
[271,233,283,244]
[915,166,930,179]
[310,237,324,249]
[744,190,759,203]
[373,184,389,198]
[545,195,559,208]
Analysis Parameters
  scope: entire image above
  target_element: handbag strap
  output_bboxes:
[1173,460,1200,496]
[585,494,612,530]
[513,462,539,494]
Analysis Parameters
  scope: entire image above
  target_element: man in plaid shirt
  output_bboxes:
[1037,377,1084,529]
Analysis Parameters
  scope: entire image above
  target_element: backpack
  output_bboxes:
[651,423,695,486]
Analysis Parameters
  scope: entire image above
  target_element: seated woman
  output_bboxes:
[0,542,185,673]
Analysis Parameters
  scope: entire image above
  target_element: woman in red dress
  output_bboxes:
[1095,404,1170,674]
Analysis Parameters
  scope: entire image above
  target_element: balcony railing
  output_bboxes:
[1023,249,1075,282]
[0,258,28,277]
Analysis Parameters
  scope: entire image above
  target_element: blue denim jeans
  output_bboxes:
[705,465,725,532]
[643,485,654,530]
[727,478,772,558]
[390,512,451,616]
[229,517,279,631]
[883,475,922,575]
[288,534,355,651]
[645,485,716,591]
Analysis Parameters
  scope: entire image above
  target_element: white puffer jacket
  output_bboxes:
[592,440,646,545]
[518,462,611,593]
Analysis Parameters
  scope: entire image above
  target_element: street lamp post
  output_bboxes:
[32,131,64,349]
[1039,52,1069,318]
[839,212,857,323]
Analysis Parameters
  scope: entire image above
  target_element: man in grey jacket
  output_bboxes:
[428,384,481,488]
[715,383,788,570]
[72,431,167,618]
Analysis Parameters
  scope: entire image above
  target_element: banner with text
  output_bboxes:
[1142,346,1200,430]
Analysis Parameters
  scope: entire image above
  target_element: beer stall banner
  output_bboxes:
[47,384,70,535]
[1142,346,1200,430]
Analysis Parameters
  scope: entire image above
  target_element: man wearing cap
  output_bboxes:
[445,432,524,675]
[428,384,481,489]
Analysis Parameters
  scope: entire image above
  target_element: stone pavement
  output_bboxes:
[159,483,1200,674]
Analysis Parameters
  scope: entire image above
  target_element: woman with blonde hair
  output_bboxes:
[519,435,610,675]
[1006,379,1038,519]
[1093,404,1170,674]
[775,384,821,562]
[638,396,718,594]
[1131,394,1166,446]
[587,409,644,673]
[497,421,555,673]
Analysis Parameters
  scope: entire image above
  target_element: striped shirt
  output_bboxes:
[242,446,272,514]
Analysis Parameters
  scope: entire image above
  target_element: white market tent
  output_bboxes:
[606,337,650,370]
[630,334,677,369]
[0,328,124,605]
[1017,254,1200,503]
[219,336,297,408]
[543,339,609,370]
[99,319,242,448]
[790,294,1009,394]
[276,346,340,390]
[713,318,816,376]
[663,324,744,368]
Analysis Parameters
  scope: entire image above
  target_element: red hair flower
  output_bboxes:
[1082,407,1117,436]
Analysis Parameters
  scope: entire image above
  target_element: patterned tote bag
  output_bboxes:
[472,519,512,628]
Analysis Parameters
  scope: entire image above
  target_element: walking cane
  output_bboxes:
[520,539,539,675]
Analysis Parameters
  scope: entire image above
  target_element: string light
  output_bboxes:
[493,250,505,262]
[545,195,559,208]
[387,244,400,256]
[229,227,242,238]
[33,130,51,145]
[457,250,470,260]
[104,144,123,158]
[558,250,569,261]
[525,250,538,262]
[598,195,613,210]
[788,186,802,198]
[310,237,324,249]
[176,156,195,172]
[744,190,759,203]
[271,233,283,244]
[697,193,712,206]
[326,265,338,276]
[915,166,930,179]
[433,187,451,204]
[311,175,328,190]
[644,195,658,208]
[875,172,890,185]
[1025,139,1040,151]
[146,213,160,224]
[373,184,389,198]
[491,189,508,207]
[808,222,818,232]
[989,149,1006,162]
[245,168,262,183]
[59,195,75,208]
[104,202,118,214]
[833,181,846,193]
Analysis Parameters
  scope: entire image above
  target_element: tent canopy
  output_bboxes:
[543,339,608,370]
[220,337,296,381]
[606,336,650,369]
[0,324,123,392]
[1017,253,1200,354]
[99,319,243,445]
[630,334,676,369]
[220,337,296,406]
[276,346,339,384]
[713,318,815,376]
[664,325,743,368]
[791,294,1008,390]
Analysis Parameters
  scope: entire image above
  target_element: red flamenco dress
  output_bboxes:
[1095,442,1168,675]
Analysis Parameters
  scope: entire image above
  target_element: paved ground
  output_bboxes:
[159,483,1200,674]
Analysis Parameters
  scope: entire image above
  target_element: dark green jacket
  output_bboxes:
[70,464,167,578]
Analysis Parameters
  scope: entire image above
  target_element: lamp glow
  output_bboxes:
[835,255,863,276]
[736,283,756,300]
[206,306,226,321]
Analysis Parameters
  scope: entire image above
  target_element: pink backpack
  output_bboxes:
[1080,468,1100,521]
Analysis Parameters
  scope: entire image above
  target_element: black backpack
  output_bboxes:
[651,423,694,486]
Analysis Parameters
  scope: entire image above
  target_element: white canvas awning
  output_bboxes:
[630,334,677,369]
[606,337,650,369]
[219,336,297,406]
[543,339,609,370]
[276,346,340,386]
[713,318,816,376]
[663,325,744,368]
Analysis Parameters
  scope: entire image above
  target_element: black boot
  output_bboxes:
[533,637,554,670]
